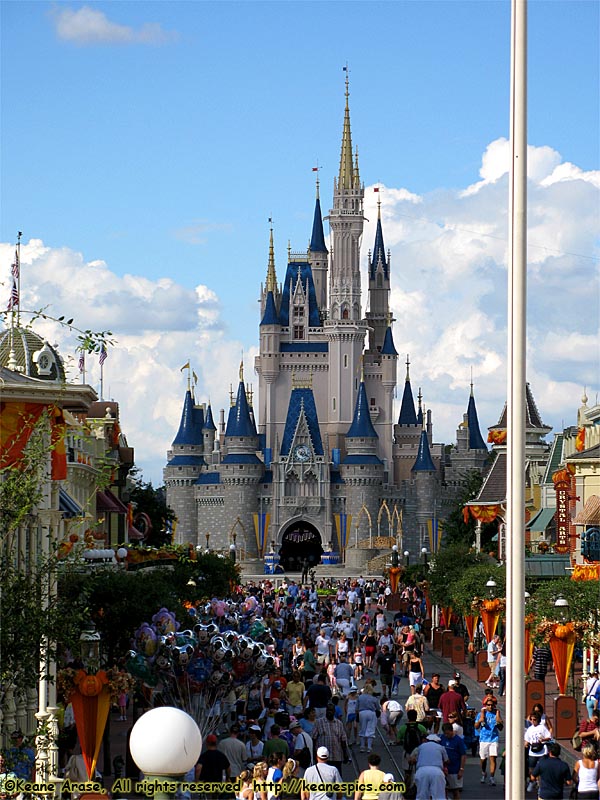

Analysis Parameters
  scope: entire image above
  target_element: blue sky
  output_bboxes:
[1,1,599,485]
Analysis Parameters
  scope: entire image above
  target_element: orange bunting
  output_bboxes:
[69,670,111,779]
[549,626,576,695]
[50,406,67,480]
[0,402,46,469]
[572,564,600,581]
[464,614,477,642]
[575,427,586,452]
[480,608,501,643]
[389,566,401,594]
[465,504,502,523]
[487,430,507,444]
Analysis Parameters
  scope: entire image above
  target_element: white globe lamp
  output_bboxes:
[130,707,201,795]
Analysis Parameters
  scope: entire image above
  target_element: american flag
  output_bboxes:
[78,351,85,373]
[99,344,107,366]
[11,249,19,279]
[7,278,18,311]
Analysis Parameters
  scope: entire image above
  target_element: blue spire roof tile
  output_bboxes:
[279,261,321,327]
[347,381,378,438]
[203,403,217,431]
[225,381,256,437]
[173,390,203,446]
[398,380,418,426]
[381,326,398,355]
[260,290,279,326]
[281,387,324,456]
[310,195,328,254]
[466,392,488,451]
[370,216,388,279]
[412,429,436,472]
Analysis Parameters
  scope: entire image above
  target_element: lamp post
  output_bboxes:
[486,577,497,598]
[421,547,428,566]
[403,550,410,567]
[554,595,569,622]
[130,707,202,800]
[205,532,210,551]
[229,542,236,564]
[79,620,101,668]
[391,544,399,568]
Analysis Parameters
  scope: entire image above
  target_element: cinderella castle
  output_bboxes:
[164,80,491,571]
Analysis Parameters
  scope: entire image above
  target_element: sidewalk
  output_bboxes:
[421,636,583,770]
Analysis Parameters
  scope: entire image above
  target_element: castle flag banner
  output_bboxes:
[254,512,270,557]
[334,513,352,552]
[427,518,443,553]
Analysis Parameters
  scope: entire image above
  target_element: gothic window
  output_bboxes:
[344,354,348,368]
[342,307,349,320]
[285,475,300,497]
[293,325,304,340]
[377,274,383,288]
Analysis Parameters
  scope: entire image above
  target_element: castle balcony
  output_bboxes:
[281,496,324,511]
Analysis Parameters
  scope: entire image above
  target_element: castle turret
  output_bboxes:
[309,179,328,313]
[393,357,422,484]
[164,388,205,544]
[366,197,392,354]
[202,402,217,460]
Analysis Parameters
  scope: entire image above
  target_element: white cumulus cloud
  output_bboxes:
[51,6,177,45]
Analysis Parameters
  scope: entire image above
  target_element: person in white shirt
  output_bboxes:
[315,630,331,666]
[301,747,342,800]
[246,724,265,764]
[291,718,313,777]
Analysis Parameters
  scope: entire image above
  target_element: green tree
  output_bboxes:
[526,576,600,645]
[128,470,175,548]
[59,551,239,664]
[427,543,496,608]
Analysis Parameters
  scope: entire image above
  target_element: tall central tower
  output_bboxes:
[325,75,368,453]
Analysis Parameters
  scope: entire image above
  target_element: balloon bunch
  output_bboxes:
[125,598,279,732]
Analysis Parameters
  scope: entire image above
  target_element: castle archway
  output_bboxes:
[279,521,323,572]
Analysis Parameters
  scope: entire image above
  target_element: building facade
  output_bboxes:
[164,82,490,568]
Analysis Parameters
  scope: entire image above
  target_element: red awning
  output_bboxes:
[128,524,145,541]
[96,489,128,514]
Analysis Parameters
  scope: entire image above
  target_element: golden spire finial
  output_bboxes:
[339,65,354,190]
[266,220,277,293]
[239,355,244,383]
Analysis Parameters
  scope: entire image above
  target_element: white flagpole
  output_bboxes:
[506,0,527,796]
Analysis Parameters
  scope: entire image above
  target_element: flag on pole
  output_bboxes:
[192,370,198,385]
[99,344,107,366]
[7,279,18,311]
[312,167,319,172]
[78,351,85,373]
[180,361,190,371]
[373,187,380,192]
[11,250,19,279]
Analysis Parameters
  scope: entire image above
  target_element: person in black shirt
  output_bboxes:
[304,673,332,717]
[196,733,231,783]
[531,742,572,799]
[451,672,470,704]
[376,646,395,700]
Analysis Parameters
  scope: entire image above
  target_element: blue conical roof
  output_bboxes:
[173,390,202,446]
[416,403,423,427]
[310,196,328,254]
[347,381,378,438]
[411,429,436,472]
[398,380,418,426]
[260,290,279,326]
[281,387,324,456]
[381,326,398,356]
[279,261,321,327]
[193,403,204,434]
[467,391,488,451]
[370,216,388,279]
[225,381,255,437]
[203,403,217,431]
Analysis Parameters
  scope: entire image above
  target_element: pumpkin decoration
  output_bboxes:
[553,623,574,641]
[69,533,79,543]
[74,669,108,697]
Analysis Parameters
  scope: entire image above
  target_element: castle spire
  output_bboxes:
[466,380,488,451]
[265,223,277,293]
[338,69,356,190]
[309,182,328,254]
[398,355,418,426]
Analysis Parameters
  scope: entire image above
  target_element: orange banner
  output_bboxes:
[0,402,46,468]
[50,405,67,480]
[480,609,501,644]
[389,566,401,594]
[69,671,111,779]
[441,606,453,629]
[524,625,534,675]
[464,614,477,643]
[549,632,576,695]
[487,430,507,445]
[575,427,586,452]
[572,564,600,581]
[464,504,502,524]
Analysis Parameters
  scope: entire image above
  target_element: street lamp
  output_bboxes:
[79,620,101,667]
[403,550,410,566]
[391,544,399,569]
[229,542,236,564]
[554,595,569,622]
[486,577,497,598]
[130,707,202,799]
[421,547,428,565]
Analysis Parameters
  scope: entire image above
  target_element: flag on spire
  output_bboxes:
[99,344,107,366]
[7,278,18,311]
[78,351,85,373]
[180,361,190,371]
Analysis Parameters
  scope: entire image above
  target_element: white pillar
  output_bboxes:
[506,1,527,797]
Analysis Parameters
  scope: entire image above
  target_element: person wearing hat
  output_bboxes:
[291,717,313,777]
[246,725,265,765]
[301,746,342,800]
[195,734,231,785]
[6,731,35,780]
[409,733,449,800]
[218,723,248,778]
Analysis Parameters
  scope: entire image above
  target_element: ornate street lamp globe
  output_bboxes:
[130,707,202,777]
